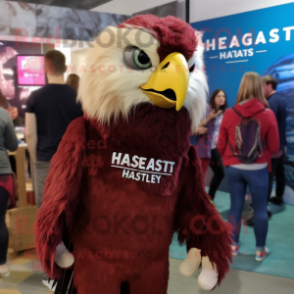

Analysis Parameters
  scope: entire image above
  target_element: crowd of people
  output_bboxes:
[191,72,286,261]
[0,49,287,283]
[0,50,82,282]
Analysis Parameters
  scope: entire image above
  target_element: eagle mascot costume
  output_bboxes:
[36,15,232,294]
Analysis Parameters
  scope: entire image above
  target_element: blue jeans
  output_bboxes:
[226,166,268,251]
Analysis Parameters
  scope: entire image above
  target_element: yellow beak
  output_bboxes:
[140,53,189,111]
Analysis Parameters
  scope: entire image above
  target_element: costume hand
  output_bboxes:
[197,126,208,135]
[179,248,218,291]
[54,242,75,269]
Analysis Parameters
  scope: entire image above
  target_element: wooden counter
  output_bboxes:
[8,145,30,207]
[6,144,37,252]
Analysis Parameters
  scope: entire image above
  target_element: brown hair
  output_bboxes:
[45,50,66,76]
[236,72,269,108]
[262,75,277,90]
[66,74,80,91]
[209,89,228,111]
[0,89,8,109]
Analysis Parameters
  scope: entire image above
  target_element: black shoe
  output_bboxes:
[247,216,254,226]
[269,196,283,205]
[267,207,272,219]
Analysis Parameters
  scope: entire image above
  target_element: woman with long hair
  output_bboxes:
[218,72,279,261]
[200,89,227,200]
[0,89,18,277]
[66,74,80,92]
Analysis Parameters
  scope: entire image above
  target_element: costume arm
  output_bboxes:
[35,117,86,280]
[175,146,232,286]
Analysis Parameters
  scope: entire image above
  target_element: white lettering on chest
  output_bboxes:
[111,152,174,184]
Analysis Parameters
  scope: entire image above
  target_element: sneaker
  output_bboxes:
[0,263,10,278]
[255,247,271,261]
[231,245,240,257]
[269,197,283,205]
[42,274,57,291]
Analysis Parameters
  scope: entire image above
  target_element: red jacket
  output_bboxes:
[217,98,279,171]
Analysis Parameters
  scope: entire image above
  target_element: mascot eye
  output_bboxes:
[189,63,195,73]
[124,46,152,70]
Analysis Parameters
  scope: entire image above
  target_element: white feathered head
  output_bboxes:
[78,15,208,132]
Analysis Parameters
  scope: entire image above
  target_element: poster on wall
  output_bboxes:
[0,41,42,119]
[0,1,129,42]
[191,2,294,205]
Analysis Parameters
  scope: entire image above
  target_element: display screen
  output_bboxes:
[17,55,46,86]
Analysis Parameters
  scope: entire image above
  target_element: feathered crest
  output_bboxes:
[78,18,208,133]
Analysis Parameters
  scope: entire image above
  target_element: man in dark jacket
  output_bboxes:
[263,75,287,205]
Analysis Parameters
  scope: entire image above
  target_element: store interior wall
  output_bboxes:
[133,1,178,18]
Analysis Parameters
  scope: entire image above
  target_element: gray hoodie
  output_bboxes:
[0,107,18,174]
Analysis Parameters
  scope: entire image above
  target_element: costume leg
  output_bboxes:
[73,260,121,294]
[130,260,169,294]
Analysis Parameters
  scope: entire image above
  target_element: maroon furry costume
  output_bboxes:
[36,15,232,294]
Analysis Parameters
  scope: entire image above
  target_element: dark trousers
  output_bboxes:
[268,155,285,200]
[226,167,268,249]
[0,186,9,265]
[208,148,225,200]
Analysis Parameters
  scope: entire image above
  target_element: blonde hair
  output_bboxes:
[66,74,80,91]
[236,72,269,108]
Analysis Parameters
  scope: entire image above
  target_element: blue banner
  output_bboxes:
[191,2,294,204]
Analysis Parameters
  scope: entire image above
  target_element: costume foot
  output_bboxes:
[179,248,201,276]
[0,263,10,278]
[198,256,218,291]
[55,242,75,268]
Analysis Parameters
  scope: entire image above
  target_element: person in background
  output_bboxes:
[25,50,83,290]
[206,89,227,201]
[0,89,8,109]
[190,105,215,178]
[25,50,83,209]
[218,72,279,261]
[8,106,24,127]
[0,90,18,278]
[262,76,286,206]
[66,73,80,92]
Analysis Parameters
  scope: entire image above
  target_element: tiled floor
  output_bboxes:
[1,250,293,294]
[0,249,53,294]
